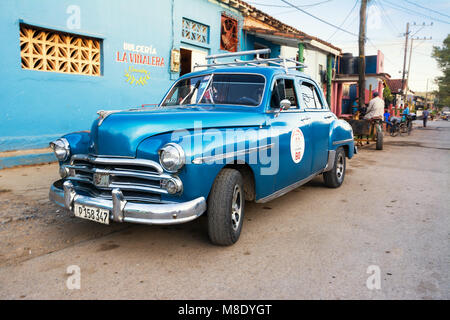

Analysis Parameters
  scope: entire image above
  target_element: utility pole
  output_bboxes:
[406,36,432,107]
[406,38,413,90]
[401,22,410,106]
[406,38,414,110]
[358,0,367,109]
[403,22,433,107]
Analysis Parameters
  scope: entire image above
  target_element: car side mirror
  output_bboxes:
[280,99,291,110]
[273,99,291,118]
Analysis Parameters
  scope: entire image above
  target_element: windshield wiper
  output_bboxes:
[180,81,202,106]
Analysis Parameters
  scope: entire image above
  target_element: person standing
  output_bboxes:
[364,92,384,120]
[423,108,430,128]
[402,104,410,121]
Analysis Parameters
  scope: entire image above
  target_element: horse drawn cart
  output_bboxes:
[346,118,384,150]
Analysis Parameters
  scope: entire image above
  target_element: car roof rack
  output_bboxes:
[194,49,307,73]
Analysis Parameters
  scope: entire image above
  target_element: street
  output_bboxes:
[0,120,449,299]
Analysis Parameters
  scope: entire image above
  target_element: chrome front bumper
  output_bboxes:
[49,180,207,225]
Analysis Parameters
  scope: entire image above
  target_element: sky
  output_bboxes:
[246,0,450,92]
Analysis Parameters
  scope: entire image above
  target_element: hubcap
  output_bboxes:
[231,185,243,231]
[336,154,344,180]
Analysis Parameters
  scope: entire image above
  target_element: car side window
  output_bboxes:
[313,87,324,109]
[270,79,284,108]
[300,82,316,108]
[270,78,299,109]
[300,82,324,110]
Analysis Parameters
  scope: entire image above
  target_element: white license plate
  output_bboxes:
[74,204,110,225]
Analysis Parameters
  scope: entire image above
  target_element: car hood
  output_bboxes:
[89,105,267,157]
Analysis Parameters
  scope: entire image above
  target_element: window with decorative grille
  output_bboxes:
[19,24,101,76]
[182,18,209,44]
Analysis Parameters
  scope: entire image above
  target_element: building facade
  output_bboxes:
[0,0,342,168]
[242,26,341,106]
[332,50,390,116]
[1,0,251,168]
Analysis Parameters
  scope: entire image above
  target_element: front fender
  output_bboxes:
[60,131,91,164]
[136,126,276,202]
[329,119,354,159]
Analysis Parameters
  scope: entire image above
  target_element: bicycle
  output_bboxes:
[400,114,413,135]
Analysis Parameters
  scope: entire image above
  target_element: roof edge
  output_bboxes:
[218,0,342,54]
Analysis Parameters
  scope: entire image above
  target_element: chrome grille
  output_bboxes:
[66,155,173,199]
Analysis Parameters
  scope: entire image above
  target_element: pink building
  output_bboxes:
[331,50,391,117]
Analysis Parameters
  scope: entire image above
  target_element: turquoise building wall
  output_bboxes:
[0,0,246,168]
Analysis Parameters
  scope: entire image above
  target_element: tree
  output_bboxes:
[383,84,393,107]
[432,34,450,107]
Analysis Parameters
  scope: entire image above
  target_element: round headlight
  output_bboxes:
[50,138,70,161]
[158,143,185,173]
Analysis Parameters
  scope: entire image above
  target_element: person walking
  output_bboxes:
[423,108,430,128]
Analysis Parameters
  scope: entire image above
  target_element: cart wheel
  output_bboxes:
[376,125,383,150]
[399,123,407,135]
[390,125,398,137]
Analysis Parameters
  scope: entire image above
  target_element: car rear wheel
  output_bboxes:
[207,169,244,246]
[323,147,346,188]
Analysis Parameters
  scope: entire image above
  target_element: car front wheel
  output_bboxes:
[323,147,346,188]
[207,168,245,246]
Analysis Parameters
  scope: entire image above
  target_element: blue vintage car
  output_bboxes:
[49,50,355,246]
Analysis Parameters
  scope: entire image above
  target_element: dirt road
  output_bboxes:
[0,120,449,299]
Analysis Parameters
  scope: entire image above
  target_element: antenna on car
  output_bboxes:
[194,49,307,73]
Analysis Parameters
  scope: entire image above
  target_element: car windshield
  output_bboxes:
[161,75,211,106]
[161,74,265,107]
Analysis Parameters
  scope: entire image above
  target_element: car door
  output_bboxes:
[268,76,313,191]
[298,79,334,173]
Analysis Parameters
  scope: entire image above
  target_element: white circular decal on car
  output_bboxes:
[290,127,305,164]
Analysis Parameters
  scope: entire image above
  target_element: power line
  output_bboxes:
[341,42,415,47]
[259,1,336,17]
[367,38,398,67]
[277,0,411,72]
[413,39,429,50]
[326,0,359,41]
[280,0,359,36]
[381,0,450,25]
[374,0,401,35]
[337,38,405,43]
[410,25,425,38]
[413,51,432,57]
[247,0,333,8]
[403,0,450,20]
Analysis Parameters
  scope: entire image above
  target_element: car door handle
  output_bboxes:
[300,116,311,121]
[324,115,333,119]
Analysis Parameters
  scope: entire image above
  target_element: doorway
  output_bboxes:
[179,47,208,76]
[180,48,192,76]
